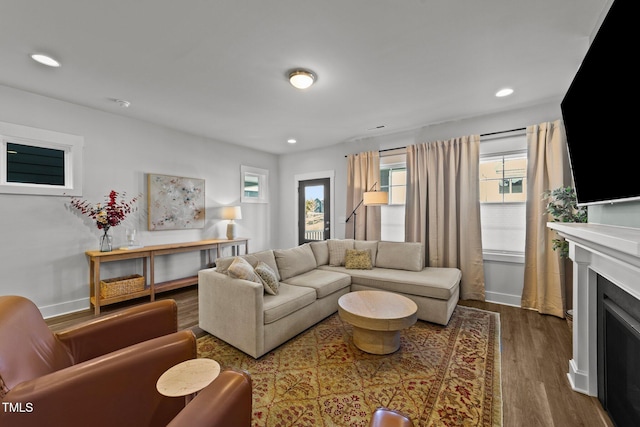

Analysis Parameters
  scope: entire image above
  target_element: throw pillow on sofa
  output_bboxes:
[215,250,281,281]
[255,261,279,295]
[328,239,355,266]
[309,241,329,266]
[355,240,378,266]
[274,243,317,281]
[227,257,262,284]
[376,241,424,271]
[345,249,372,270]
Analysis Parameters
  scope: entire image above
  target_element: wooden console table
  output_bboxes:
[86,238,248,315]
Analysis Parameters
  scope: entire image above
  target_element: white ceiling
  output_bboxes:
[1,0,608,155]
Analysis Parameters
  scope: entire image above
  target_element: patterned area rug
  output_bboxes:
[197,305,502,426]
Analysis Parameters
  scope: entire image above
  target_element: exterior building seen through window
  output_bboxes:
[479,151,527,255]
[479,154,527,203]
[380,166,406,205]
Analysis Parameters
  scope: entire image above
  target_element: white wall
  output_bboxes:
[0,85,278,317]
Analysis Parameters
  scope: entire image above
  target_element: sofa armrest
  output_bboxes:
[55,299,179,362]
[167,369,252,427]
[198,269,265,358]
[1,330,196,427]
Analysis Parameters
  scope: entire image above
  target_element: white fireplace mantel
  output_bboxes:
[548,222,640,396]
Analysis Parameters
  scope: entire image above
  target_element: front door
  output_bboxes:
[298,178,330,244]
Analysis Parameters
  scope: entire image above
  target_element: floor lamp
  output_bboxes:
[345,182,389,238]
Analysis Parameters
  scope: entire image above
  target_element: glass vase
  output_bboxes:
[100,229,113,252]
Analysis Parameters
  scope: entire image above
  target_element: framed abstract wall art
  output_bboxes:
[147,174,205,230]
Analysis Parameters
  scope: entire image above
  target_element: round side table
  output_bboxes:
[156,358,221,403]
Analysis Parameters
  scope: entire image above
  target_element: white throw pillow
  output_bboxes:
[255,261,279,295]
[227,257,262,283]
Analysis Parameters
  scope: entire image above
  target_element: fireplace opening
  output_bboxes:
[597,275,640,427]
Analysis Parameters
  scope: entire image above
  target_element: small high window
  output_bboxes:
[1,121,84,196]
[6,142,65,186]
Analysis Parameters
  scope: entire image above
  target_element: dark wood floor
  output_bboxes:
[45,288,613,427]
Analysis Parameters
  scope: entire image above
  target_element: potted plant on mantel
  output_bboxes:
[544,186,588,320]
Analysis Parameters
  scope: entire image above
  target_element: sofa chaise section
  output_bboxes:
[317,240,461,325]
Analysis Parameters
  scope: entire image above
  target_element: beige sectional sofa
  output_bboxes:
[198,239,461,358]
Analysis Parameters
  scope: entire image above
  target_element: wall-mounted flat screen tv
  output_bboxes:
[561,0,638,206]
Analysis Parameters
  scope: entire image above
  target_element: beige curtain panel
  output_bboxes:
[521,120,572,318]
[346,151,381,241]
[405,135,485,301]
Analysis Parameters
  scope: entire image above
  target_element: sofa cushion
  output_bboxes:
[328,239,355,266]
[255,261,279,295]
[345,249,372,270]
[355,240,378,266]
[309,241,329,266]
[215,250,281,281]
[318,265,461,300]
[263,283,317,324]
[274,244,317,281]
[281,269,351,299]
[227,257,262,283]
[375,241,424,272]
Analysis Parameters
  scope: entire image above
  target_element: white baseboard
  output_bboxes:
[39,298,90,319]
[485,291,521,307]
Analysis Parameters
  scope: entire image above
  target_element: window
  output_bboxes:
[479,154,527,202]
[240,165,268,203]
[380,166,406,205]
[380,152,406,242]
[6,142,65,186]
[479,132,527,255]
[0,121,84,196]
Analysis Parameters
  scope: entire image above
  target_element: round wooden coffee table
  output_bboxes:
[338,290,418,354]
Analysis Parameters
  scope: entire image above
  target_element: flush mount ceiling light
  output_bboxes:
[287,139,297,144]
[288,69,316,89]
[495,88,514,97]
[31,53,61,67]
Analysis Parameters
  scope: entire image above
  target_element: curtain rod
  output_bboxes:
[346,127,527,157]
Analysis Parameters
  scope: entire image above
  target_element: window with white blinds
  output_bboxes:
[479,131,527,256]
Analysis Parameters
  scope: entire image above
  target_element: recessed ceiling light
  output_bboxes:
[495,88,514,97]
[31,54,61,67]
[288,69,316,89]
[287,139,297,144]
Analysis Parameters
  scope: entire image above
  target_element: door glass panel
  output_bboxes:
[304,185,325,241]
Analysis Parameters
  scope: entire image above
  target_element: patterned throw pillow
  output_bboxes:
[328,239,355,266]
[255,261,279,295]
[227,257,262,284]
[344,249,372,270]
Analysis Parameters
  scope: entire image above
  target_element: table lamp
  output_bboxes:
[221,206,242,240]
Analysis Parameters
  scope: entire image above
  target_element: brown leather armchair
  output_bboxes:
[369,407,414,427]
[0,295,251,427]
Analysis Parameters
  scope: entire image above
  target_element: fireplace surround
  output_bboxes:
[548,223,640,424]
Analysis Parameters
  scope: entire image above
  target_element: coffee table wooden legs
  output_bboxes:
[352,326,401,355]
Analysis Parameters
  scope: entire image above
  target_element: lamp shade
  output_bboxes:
[221,206,242,220]
[363,191,389,206]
